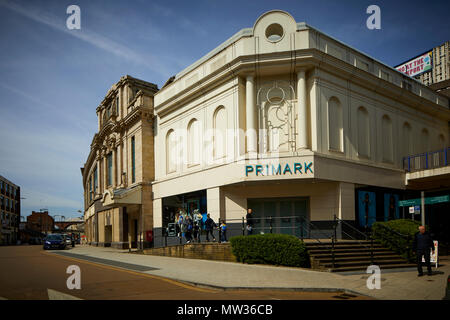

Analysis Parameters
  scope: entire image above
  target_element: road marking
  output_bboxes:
[47,288,82,300]
[41,251,215,293]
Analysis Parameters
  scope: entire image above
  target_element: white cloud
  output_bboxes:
[0,0,171,77]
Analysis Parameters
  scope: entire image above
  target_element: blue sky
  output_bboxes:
[0,0,449,219]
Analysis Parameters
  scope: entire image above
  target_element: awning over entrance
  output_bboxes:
[102,185,142,206]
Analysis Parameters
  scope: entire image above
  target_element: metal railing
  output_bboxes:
[403,147,449,173]
[333,215,375,266]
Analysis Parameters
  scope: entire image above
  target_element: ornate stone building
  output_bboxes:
[151,10,450,243]
[82,75,158,249]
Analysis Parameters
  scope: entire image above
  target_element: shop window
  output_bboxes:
[327,97,343,152]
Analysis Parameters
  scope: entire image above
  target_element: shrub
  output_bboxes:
[229,233,310,268]
[372,219,421,262]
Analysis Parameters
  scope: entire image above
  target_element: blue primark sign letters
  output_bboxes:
[245,162,313,177]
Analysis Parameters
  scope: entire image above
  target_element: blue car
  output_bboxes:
[43,234,66,250]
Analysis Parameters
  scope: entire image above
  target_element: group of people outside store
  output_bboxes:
[173,208,256,244]
[174,209,228,243]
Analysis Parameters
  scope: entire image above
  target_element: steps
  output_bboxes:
[305,240,415,272]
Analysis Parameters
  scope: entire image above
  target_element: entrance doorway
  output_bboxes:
[104,225,112,246]
[247,197,309,237]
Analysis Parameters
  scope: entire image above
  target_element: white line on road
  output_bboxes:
[47,289,82,300]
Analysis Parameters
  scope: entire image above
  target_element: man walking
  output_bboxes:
[246,208,254,235]
[412,225,434,276]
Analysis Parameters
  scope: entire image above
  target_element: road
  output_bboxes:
[0,245,371,300]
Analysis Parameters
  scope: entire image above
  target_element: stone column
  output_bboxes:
[207,187,223,223]
[246,75,257,153]
[297,70,308,149]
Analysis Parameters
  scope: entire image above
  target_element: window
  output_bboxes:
[421,129,429,153]
[265,23,284,42]
[328,97,343,152]
[402,122,412,156]
[107,152,113,186]
[213,107,227,159]
[187,119,200,165]
[166,130,176,174]
[357,107,370,158]
[89,177,92,202]
[116,96,120,115]
[381,115,393,163]
[93,166,98,194]
[131,136,136,183]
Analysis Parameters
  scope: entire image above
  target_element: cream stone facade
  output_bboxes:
[151,10,450,240]
[82,75,158,249]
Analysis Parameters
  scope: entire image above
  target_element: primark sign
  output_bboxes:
[245,162,313,177]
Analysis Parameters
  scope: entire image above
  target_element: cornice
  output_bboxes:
[155,49,449,120]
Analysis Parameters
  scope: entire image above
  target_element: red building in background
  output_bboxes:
[26,211,54,234]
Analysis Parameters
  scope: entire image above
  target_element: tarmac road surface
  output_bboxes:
[0,245,371,300]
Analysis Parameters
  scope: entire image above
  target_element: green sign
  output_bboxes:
[399,195,450,207]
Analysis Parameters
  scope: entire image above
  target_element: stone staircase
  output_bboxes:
[305,240,415,272]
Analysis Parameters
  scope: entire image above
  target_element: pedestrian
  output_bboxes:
[246,208,254,235]
[193,219,201,243]
[220,219,227,242]
[205,214,217,242]
[412,225,434,276]
[184,216,193,243]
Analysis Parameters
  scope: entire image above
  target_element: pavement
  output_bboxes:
[46,244,450,300]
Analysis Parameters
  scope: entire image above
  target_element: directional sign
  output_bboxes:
[399,195,450,207]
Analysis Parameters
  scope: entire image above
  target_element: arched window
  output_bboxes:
[381,115,393,163]
[213,106,227,159]
[402,122,412,157]
[328,97,343,152]
[187,119,200,165]
[438,134,446,149]
[357,107,370,158]
[166,129,176,173]
[421,128,429,153]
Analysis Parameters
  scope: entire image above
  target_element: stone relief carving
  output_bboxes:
[257,80,296,153]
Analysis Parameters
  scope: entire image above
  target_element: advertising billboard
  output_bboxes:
[395,51,432,77]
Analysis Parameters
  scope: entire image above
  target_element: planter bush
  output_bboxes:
[372,219,421,262]
[229,233,310,268]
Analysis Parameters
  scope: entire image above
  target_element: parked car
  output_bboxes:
[61,234,72,246]
[43,234,66,250]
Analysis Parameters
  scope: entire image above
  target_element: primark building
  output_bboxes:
[83,11,450,249]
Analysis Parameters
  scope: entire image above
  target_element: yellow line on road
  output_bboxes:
[41,251,215,293]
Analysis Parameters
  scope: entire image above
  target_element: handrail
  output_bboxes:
[334,215,370,240]
[333,215,375,264]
